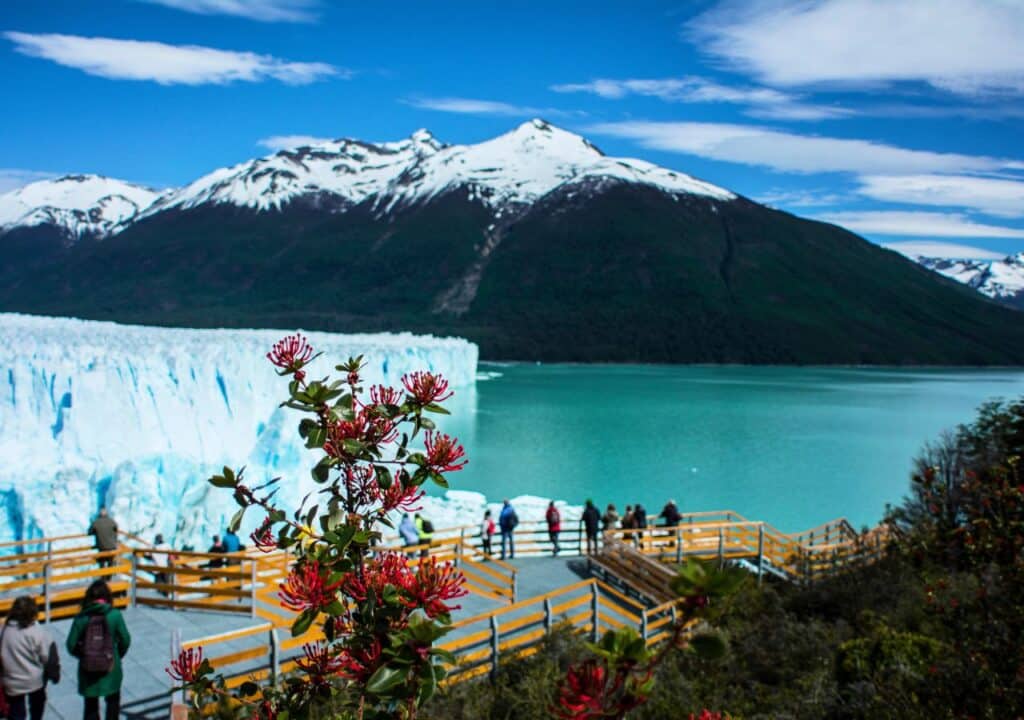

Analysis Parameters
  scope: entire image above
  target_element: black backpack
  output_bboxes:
[80,615,114,674]
[422,519,435,534]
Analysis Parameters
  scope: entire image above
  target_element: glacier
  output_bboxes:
[0,314,478,550]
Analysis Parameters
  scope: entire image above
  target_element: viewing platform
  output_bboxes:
[0,512,888,719]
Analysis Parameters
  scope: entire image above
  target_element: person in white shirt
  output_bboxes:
[1,596,59,720]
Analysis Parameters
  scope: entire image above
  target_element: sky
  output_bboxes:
[2,0,1023,259]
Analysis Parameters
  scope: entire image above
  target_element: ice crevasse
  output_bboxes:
[0,313,479,548]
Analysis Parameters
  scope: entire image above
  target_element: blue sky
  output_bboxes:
[2,0,1023,258]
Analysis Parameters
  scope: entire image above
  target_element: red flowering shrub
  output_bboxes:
[167,336,467,719]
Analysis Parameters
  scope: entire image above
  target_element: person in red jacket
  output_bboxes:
[545,501,561,556]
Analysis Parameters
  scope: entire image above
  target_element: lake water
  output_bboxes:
[436,364,1024,532]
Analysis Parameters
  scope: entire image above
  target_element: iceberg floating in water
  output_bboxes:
[0,313,478,548]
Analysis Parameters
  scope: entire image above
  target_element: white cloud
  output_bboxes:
[0,169,57,194]
[883,240,1006,260]
[586,120,1012,175]
[755,188,847,208]
[137,0,319,22]
[551,75,850,120]
[404,97,567,117]
[688,0,1024,96]
[257,135,332,151]
[4,32,339,85]
[857,174,1024,218]
[816,210,1024,238]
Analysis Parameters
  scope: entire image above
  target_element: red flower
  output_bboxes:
[403,556,468,619]
[267,334,314,381]
[343,552,413,605]
[296,641,344,682]
[338,638,383,684]
[250,518,277,553]
[401,371,453,405]
[379,478,425,513]
[279,561,342,613]
[251,700,276,720]
[166,646,204,683]
[689,712,725,720]
[555,660,608,719]
[369,384,403,407]
[424,431,467,473]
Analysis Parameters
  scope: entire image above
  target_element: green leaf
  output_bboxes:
[365,665,406,695]
[423,403,450,415]
[238,681,259,697]
[689,632,727,660]
[311,459,331,484]
[375,466,393,490]
[430,472,449,489]
[291,609,315,637]
[209,474,235,489]
[228,507,246,533]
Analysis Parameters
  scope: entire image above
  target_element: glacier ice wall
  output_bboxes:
[0,314,478,549]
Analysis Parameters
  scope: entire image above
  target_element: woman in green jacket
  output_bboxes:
[65,581,131,720]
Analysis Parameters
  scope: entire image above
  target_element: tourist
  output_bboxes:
[1,596,60,720]
[206,535,226,568]
[545,501,561,556]
[87,508,118,569]
[66,580,131,720]
[499,500,518,560]
[660,499,682,527]
[150,533,172,590]
[582,500,601,555]
[621,505,635,544]
[398,514,419,547]
[480,510,495,557]
[415,514,434,557]
[634,503,648,549]
[602,503,620,531]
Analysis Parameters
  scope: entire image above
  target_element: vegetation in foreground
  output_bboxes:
[427,398,1024,719]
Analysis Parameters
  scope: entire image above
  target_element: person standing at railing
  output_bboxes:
[582,500,601,555]
[1,596,61,720]
[545,502,561,556]
[87,509,118,569]
[602,504,620,531]
[399,514,419,547]
[480,510,496,557]
[206,535,227,569]
[660,500,681,527]
[66,580,131,720]
[415,514,434,558]
[499,500,518,560]
[622,505,636,544]
[634,504,648,550]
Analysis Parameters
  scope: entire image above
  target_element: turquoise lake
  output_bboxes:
[438,364,1024,532]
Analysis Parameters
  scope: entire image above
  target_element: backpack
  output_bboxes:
[80,615,114,674]
[486,519,496,536]
[422,519,434,534]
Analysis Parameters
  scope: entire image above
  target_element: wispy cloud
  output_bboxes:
[884,240,1006,260]
[586,120,1013,175]
[137,0,319,23]
[754,188,848,208]
[4,32,340,85]
[857,174,1024,219]
[816,210,1024,239]
[257,134,331,151]
[551,75,850,121]
[404,96,569,117]
[0,169,57,194]
[688,0,1024,96]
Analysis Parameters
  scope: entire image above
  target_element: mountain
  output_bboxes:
[2,120,1024,364]
[914,253,1024,310]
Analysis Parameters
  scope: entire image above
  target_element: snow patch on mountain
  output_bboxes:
[915,252,1024,304]
[0,175,160,240]
[0,313,478,549]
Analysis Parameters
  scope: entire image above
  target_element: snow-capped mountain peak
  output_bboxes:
[0,174,161,240]
[2,122,736,236]
[915,252,1024,309]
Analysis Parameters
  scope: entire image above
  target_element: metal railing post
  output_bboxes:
[43,562,51,623]
[269,629,280,683]
[578,520,584,556]
[757,524,765,585]
[511,570,517,603]
[675,526,683,564]
[590,583,599,642]
[543,598,553,634]
[640,609,648,642]
[130,552,138,607]
[46,541,52,562]
[489,615,500,681]
[250,560,258,619]
[717,527,725,567]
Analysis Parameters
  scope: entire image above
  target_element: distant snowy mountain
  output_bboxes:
[915,253,1024,309]
[0,175,160,241]
[0,121,733,241]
